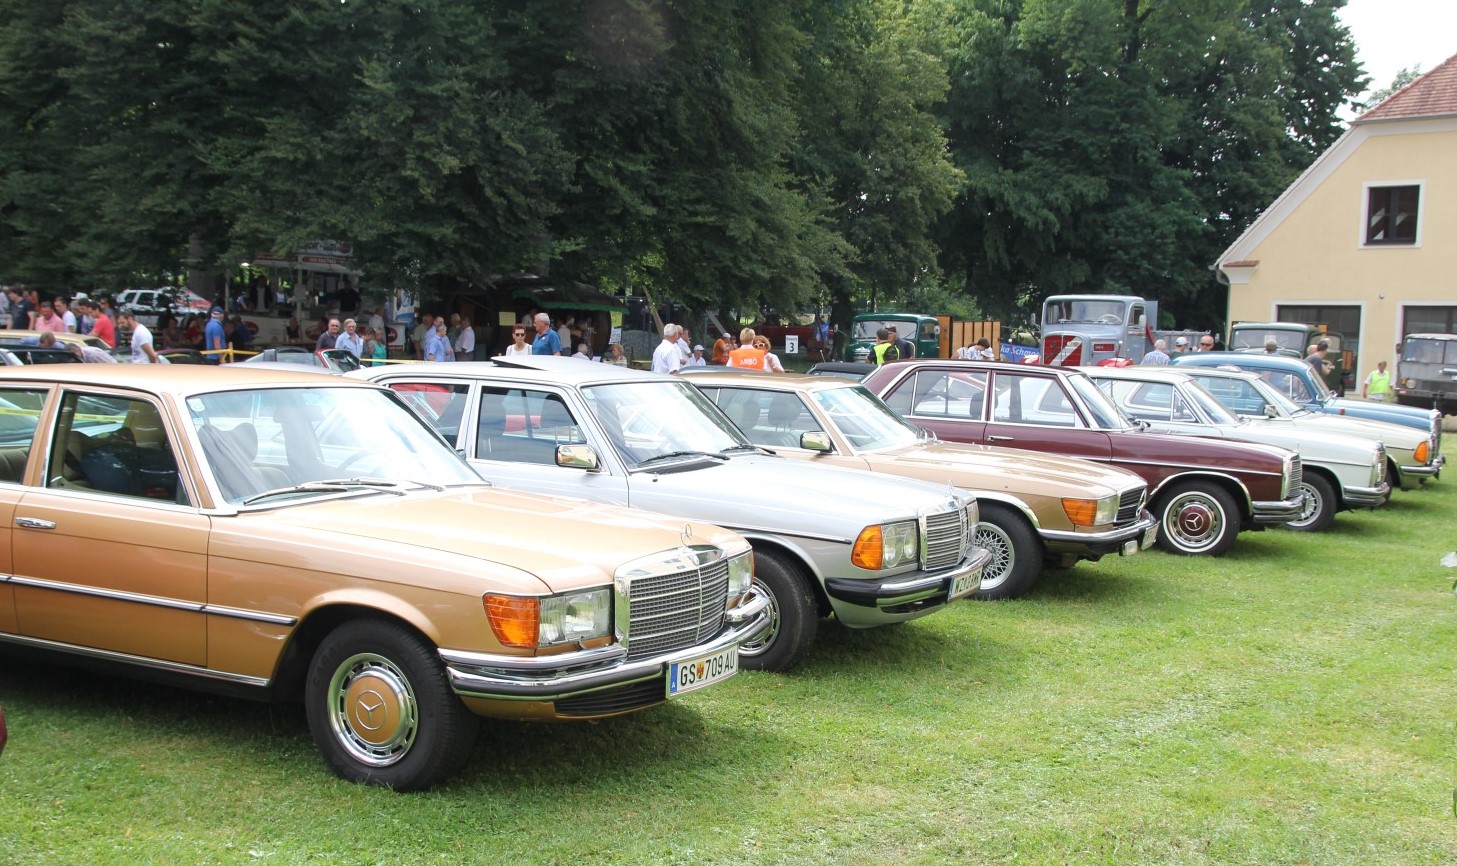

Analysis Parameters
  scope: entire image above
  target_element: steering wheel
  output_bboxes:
[1097,314,1122,324]
[334,449,373,475]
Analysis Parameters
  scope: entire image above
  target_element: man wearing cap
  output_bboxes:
[712,333,733,365]
[887,325,914,359]
[685,344,707,367]
[1171,336,1189,357]
[204,306,227,363]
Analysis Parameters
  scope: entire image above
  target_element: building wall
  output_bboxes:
[1226,118,1457,378]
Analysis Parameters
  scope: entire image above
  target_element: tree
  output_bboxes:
[1362,65,1423,109]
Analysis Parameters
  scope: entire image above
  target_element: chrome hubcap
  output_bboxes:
[328,653,418,767]
[738,582,780,657]
[1166,494,1223,550]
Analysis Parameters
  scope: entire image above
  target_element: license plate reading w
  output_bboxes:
[668,646,739,697]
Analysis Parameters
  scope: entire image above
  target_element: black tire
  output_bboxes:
[1154,480,1240,556]
[305,618,479,791]
[971,504,1044,600]
[737,548,817,673]
[1285,472,1337,532]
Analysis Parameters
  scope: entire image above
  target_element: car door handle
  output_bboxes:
[987,435,1014,442]
[15,516,56,530]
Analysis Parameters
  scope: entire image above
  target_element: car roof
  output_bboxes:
[1405,333,1457,341]
[1174,351,1307,371]
[0,363,379,397]
[1081,366,1192,383]
[0,330,105,347]
[359,355,671,387]
[678,369,858,394]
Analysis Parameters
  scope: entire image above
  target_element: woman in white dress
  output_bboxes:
[503,326,531,356]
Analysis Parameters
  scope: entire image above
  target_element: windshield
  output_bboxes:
[1402,338,1457,365]
[1043,299,1126,324]
[187,386,481,504]
[581,380,748,468]
[808,385,922,451]
[851,319,916,341]
[1066,372,1136,429]
[1230,329,1305,352]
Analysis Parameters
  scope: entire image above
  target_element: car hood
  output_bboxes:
[1230,419,1383,459]
[863,441,1142,498]
[1287,412,1426,449]
[215,486,742,595]
[1324,396,1434,430]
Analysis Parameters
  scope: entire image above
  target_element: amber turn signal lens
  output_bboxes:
[1061,498,1098,527]
[851,526,884,569]
[484,594,539,648]
[1414,441,1429,463]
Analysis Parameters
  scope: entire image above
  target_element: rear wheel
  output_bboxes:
[971,504,1043,600]
[306,618,478,791]
[1285,472,1337,532]
[737,548,816,673]
[1154,481,1240,556]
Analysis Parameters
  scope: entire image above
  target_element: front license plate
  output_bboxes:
[949,567,980,600]
[1142,523,1158,549]
[668,646,738,697]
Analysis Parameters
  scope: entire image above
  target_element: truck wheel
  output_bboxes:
[737,548,817,672]
[306,618,479,791]
[1285,472,1337,532]
[971,504,1043,600]
[1154,481,1239,556]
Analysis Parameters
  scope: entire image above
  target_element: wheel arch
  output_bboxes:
[1300,464,1345,509]
[1149,472,1252,518]
[738,536,831,618]
[272,602,437,703]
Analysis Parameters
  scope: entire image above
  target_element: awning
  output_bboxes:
[510,284,625,313]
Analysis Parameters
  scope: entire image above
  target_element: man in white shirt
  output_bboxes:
[116,309,159,363]
[651,323,684,375]
[454,316,476,361]
[685,344,707,366]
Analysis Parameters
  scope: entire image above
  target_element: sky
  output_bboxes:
[1339,0,1457,101]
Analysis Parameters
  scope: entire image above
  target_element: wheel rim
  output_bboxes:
[973,523,1015,591]
[737,581,780,658]
[1163,492,1226,552]
[1287,481,1321,528]
[326,652,419,767]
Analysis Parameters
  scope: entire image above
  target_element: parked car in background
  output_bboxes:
[1084,366,1389,532]
[0,346,81,366]
[1173,352,1443,479]
[114,287,212,325]
[1,330,111,351]
[0,365,769,790]
[805,361,877,380]
[682,369,1156,600]
[240,346,362,372]
[356,356,989,670]
[1227,321,1347,394]
[863,360,1303,557]
[1395,333,1457,415]
[1175,365,1441,492]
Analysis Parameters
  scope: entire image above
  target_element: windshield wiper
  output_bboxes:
[241,477,427,505]
[635,450,728,468]
[719,444,769,455]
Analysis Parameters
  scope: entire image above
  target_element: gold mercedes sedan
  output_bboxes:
[0,366,768,790]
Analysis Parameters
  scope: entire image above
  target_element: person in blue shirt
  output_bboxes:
[203,307,226,363]
[531,312,562,355]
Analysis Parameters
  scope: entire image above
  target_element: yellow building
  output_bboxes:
[1216,52,1457,389]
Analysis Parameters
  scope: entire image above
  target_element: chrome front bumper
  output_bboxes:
[440,587,772,702]
[823,546,992,612]
[1341,482,1390,508]
[1038,510,1158,557]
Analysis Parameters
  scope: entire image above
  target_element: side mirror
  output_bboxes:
[556,444,600,471]
[1264,405,1277,419]
[800,431,833,453]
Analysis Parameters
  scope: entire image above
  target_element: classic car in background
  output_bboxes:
[862,360,1303,557]
[1084,366,1389,532]
[681,369,1157,600]
[356,356,989,671]
[239,346,363,372]
[1174,366,1441,492]
[1172,352,1444,462]
[0,366,770,790]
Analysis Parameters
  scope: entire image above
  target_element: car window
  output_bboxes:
[47,391,189,505]
[390,382,471,444]
[0,388,47,481]
[885,370,987,421]
[806,385,921,450]
[476,386,584,465]
[710,387,821,449]
[1101,380,1196,423]
[991,373,1083,428]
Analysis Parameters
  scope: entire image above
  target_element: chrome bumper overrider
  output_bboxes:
[1251,494,1306,523]
[440,587,772,702]
[1341,482,1390,508]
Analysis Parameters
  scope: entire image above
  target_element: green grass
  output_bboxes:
[4,453,1456,865]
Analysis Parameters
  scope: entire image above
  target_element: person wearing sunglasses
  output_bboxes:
[504,327,531,356]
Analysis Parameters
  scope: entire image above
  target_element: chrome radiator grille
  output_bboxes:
[1288,455,1303,494]
[622,559,729,661]
[923,506,970,571]
[1375,445,1387,485]
[1115,487,1146,525]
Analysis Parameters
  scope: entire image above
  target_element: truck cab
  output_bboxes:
[1395,333,1457,415]
[846,313,941,362]
[1228,321,1346,395]
[1039,295,1157,366]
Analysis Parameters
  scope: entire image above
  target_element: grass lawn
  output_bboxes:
[3,449,1455,865]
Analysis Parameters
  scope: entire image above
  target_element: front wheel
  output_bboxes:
[971,504,1044,600]
[1285,472,1337,532]
[306,618,479,791]
[737,549,817,673]
[1154,481,1240,556]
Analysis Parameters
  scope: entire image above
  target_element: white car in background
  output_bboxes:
[1085,366,1389,533]
[114,287,212,324]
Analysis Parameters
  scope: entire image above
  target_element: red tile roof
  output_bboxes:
[1358,51,1457,121]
